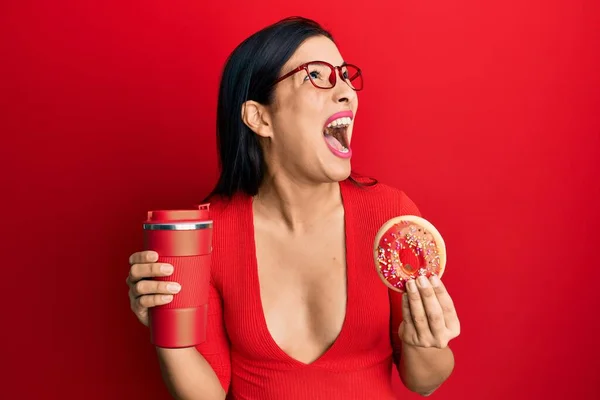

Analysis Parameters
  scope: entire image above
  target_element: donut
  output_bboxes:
[373,215,447,293]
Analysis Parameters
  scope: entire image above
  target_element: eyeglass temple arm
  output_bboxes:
[275,65,306,84]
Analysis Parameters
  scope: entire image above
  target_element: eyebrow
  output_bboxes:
[283,60,348,80]
[296,60,347,67]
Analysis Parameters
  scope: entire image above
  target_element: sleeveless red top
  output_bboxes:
[196,178,421,399]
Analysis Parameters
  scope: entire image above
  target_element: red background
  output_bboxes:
[2,1,599,399]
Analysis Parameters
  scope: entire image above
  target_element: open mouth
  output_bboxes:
[323,117,351,154]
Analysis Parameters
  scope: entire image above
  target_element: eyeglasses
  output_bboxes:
[274,61,363,91]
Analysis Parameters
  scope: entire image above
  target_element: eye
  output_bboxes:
[304,70,321,81]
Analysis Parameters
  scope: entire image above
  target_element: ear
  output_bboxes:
[241,100,273,138]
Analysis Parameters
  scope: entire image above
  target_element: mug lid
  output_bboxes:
[143,203,212,230]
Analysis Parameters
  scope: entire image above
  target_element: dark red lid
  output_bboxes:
[145,203,210,223]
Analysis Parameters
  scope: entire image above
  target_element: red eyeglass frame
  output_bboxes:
[273,60,363,91]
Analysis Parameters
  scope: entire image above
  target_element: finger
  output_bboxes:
[136,294,173,309]
[401,292,412,325]
[132,279,181,297]
[416,275,446,339]
[400,292,418,344]
[405,279,432,341]
[430,275,460,333]
[129,251,159,266]
[129,262,174,283]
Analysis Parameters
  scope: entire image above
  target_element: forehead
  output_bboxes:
[284,35,344,69]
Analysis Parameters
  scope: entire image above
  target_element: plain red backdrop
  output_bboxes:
[1,0,599,399]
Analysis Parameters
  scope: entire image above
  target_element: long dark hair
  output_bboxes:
[207,16,375,199]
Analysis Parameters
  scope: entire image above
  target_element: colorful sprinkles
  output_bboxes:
[373,216,447,293]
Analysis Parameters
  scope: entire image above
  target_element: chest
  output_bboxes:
[255,215,347,361]
[216,207,393,366]
[255,217,347,311]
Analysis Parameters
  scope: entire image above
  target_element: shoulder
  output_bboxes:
[202,193,252,251]
[341,174,421,218]
[203,192,251,222]
[202,192,253,288]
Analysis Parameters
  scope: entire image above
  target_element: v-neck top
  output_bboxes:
[195,177,422,399]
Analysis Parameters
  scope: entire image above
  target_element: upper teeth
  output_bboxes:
[327,117,352,128]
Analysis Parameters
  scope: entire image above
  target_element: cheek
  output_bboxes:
[287,98,323,132]
[274,90,328,151]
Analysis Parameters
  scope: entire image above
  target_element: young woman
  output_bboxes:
[126,16,460,400]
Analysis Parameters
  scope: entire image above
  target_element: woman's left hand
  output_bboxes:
[399,274,461,349]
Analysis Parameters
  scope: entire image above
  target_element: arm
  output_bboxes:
[398,338,454,396]
[389,191,459,396]
[156,280,231,400]
[390,291,453,396]
[156,347,226,400]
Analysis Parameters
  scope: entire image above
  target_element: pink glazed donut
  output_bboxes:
[373,215,447,293]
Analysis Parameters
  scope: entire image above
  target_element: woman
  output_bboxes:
[126,16,460,399]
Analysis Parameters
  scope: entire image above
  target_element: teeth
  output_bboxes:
[326,116,352,128]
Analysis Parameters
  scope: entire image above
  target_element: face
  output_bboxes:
[244,35,360,184]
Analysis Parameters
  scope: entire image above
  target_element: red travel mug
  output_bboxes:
[143,204,213,348]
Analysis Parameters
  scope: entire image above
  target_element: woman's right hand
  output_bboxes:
[126,250,182,327]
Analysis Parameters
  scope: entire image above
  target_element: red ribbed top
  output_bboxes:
[195,177,421,399]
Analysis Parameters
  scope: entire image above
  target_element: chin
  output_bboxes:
[323,161,352,183]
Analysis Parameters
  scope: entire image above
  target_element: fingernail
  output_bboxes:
[149,253,158,262]
[161,264,174,275]
[162,295,173,302]
[418,275,429,287]
[430,275,440,287]
[407,279,418,292]
[167,283,181,293]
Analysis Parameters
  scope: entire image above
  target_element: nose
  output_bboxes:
[332,72,357,104]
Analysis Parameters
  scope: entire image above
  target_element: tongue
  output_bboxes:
[324,134,345,151]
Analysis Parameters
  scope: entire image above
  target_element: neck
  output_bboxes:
[253,173,343,233]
